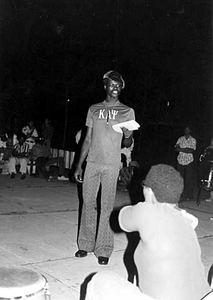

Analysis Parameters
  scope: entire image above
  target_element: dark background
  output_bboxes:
[0,0,212,166]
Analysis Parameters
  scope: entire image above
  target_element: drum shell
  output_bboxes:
[0,267,50,300]
[200,148,213,164]
[199,161,213,190]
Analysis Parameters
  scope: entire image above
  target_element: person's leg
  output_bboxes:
[85,271,155,300]
[185,162,195,199]
[57,157,66,175]
[36,157,49,180]
[177,163,184,178]
[77,163,101,252]
[8,157,17,174]
[94,164,120,258]
[177,163,186,198]
[46,157,66,176]
[19,158,29,174]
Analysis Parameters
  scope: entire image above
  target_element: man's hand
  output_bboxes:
[121,127,133,148]
[121,127,132,139]
[74,166,83,183]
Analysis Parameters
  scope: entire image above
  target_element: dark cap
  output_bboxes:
[103,70,125,89]
[144,164,183,203]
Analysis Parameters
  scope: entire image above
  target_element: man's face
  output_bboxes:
[105,79,122,98]
[6,138,13,148]
[19,137,25,145]
[184,127,191,136]
[45,119,50,126]
[28,121,34,128]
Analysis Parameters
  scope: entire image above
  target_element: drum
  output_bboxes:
[199,148,213,191]
[0,267,51,300]
[200,147,213,164]
[199,161,213,191]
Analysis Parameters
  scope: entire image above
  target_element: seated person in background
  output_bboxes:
[0,134,7,149]
[119,160,140,189]
[0,136,13,175]
[22,120,38,151]
[121,137,134,167]
[85,164,210,300]
[0,134,7,162]
[31,137,69,181]
[9,134,30,179]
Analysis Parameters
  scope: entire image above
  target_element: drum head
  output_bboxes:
[0,267,46,298]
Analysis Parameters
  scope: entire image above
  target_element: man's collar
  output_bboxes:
[103,100,120,106]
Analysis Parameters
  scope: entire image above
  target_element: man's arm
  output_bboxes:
[119,203,154,241]
[119,202,147,233]
[14,151,29,158]
[22,126,27,135]
[16,146,30,158]
[74,126,92,182]
[32,129,38,138]
[175,146,195,153]
[175,137,196,154]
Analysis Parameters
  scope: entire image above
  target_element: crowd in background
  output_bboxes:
[0,118,57,179]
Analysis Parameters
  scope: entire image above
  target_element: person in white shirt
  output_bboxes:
[85,164,210,300]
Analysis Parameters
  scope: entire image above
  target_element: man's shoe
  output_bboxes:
[75,250,87,258]
[58,175,69,181]
[98,256,109,265]
[10,173,15,179]
[20,173,26,180]
[47,176,54,182]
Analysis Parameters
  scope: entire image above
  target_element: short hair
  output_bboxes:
[143,164,183,203]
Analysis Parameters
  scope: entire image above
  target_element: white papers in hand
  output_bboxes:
[112,120,140,133]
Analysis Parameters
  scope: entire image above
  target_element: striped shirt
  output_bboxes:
[13,142,30,156]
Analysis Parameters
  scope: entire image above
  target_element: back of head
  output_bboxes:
[103,70,125,89]
[144,164,183,203]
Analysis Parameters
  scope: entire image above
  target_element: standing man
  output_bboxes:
[74,71,135,265]
[175,126,196,200]
[41,118,54,149]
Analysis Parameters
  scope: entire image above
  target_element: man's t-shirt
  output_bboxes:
[13,142,30,157]
[119,202,209,300]
[176,135,196,165]
[86,100,135,165]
